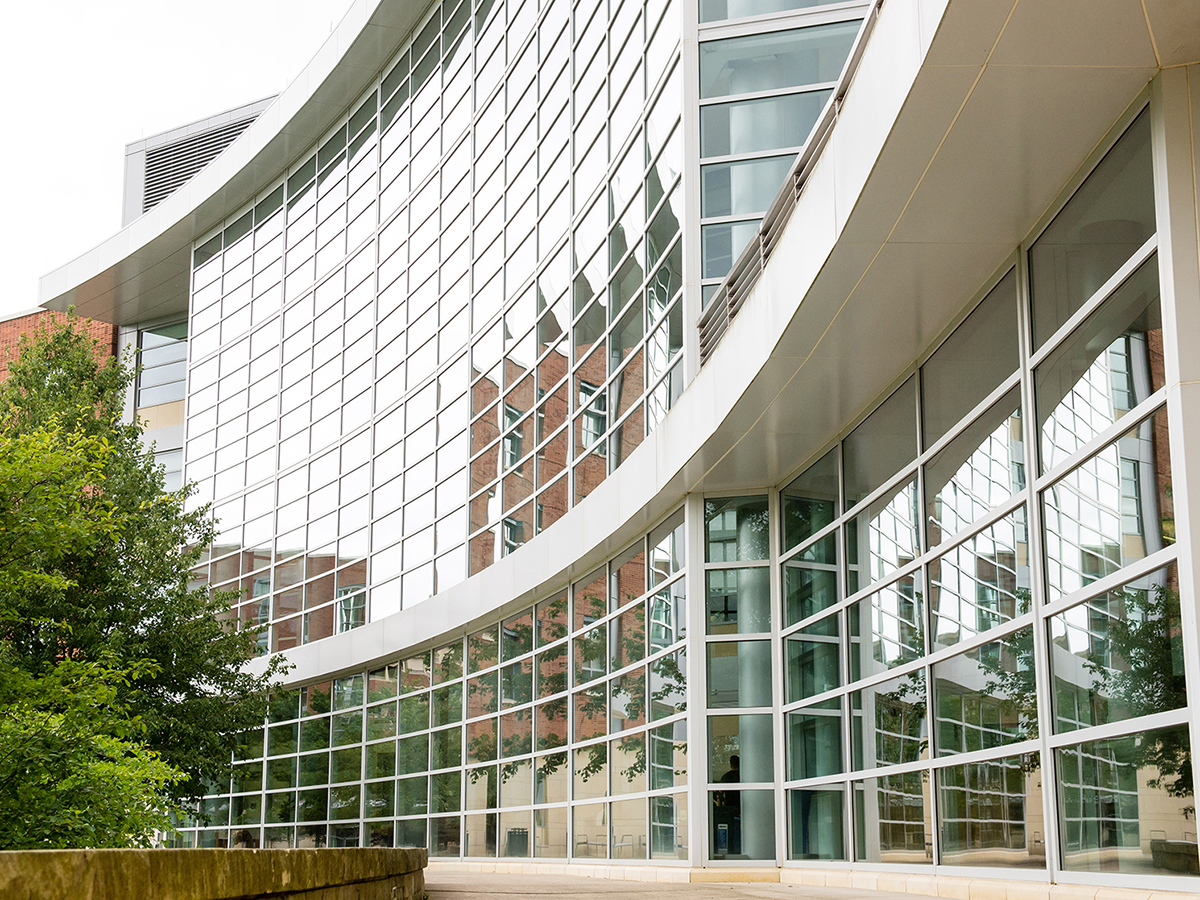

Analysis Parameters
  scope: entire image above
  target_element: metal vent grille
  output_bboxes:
[141,116,258,213]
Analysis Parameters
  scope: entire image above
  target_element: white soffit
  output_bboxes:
[690,0,1174,493]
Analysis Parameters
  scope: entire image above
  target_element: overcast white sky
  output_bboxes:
[0,1,353,319]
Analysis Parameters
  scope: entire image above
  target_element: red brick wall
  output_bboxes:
[0,310,117,383]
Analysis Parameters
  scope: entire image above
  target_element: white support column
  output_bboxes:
[685,492,710,867]
[1149,66,1200,821]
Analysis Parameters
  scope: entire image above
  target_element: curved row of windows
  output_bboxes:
[696,106,1192,874]
[173,509,687,854]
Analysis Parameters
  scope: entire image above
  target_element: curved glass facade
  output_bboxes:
[172,97,1198,885]
[185,0,692,649]
[183,0,864,652]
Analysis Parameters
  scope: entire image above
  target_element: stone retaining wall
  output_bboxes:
[0,848,426,900]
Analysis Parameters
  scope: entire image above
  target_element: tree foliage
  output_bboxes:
[0,653,183,848]
[0,315,286,830]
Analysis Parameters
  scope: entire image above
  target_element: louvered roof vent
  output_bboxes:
[122,96,276,227]
[142,117,257,213]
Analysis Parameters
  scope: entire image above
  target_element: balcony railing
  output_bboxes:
[697,0,884,365]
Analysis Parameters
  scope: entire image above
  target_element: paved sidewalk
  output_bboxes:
[425,871,917,900]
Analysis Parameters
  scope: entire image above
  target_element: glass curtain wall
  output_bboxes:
[184,0,685,652]
[707,106,1196,878]
[174,509,688,854]
[696,3,864,305]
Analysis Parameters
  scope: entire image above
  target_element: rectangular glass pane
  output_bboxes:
[708,714,774,783]
[699,22,860,99]
[1029,109,1154,349]
[1049,562,1186,733]
[937,752,1044,869]
[843,377,917,507]
[710,788,775,859]
[1035,258,1162,473]
[854,772,932,864]
[1057,726,1195,876]
[849,573,924,677]
[783,532,838,627]
[701,155,793,218]
[650,793,688,860]
[706,566,771,634]
[850,669,927,769]
[1042,407,1174,602]
[705,495,769,561]
[926,387,1024,546]
[787,698,842,780]
[700,90,830,157]
[929,508,1030,650]
[922,269,1019,445]
[933,627,1037,757]
[706,640,772,708]
[788,789,844,860]
[782,446,838,552]
[785,612,840,703]
[846,477,919,595]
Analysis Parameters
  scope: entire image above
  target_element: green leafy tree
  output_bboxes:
[0,316,286,806]
[0,653,183,848]
[0,411,185,847]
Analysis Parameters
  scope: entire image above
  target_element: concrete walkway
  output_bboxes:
[425,871,917,900]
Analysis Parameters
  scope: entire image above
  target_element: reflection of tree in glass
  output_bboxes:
[432,770,461,813]
[303,684,332,716]
[575,624,607,684]
[611,603,646,672]
[502,615,533,660]
[469,630,498,673]
[1083,584,1190,800]
[498,710,532,786]
[536,750,567,793]
[539,594,569,645]
[874,671,928,763]
[467,720,497,766]
[467,763,497,807]
[650,652,687,717]
[575,741,608,785]
[435,642,464,683]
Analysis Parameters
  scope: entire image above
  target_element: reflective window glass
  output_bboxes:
[705,495,769,562]
[925,388,1024,547]
[1042,407,1174,602]
[933,627,1037,756]
[849,573,923,677]
[700,91,830,157]
[1049,563,1185,733]
[701,155,793,218]
[699,22,860,99]
[782,446,838,552]
[710,788,775,859]
[843,376,917,507]
[788,789,843,860]
[937,753,1044,868]
[1057,726,1195,876]
[922,270,1019,446]
[853,773,932,865]
[1035,259,1162,473]
[929,508,1029,650]
[706,567,771,635]
[706,641,772,708]
[1030,109,1154,349]
[783,532,838,627]
[787,698,842,780]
